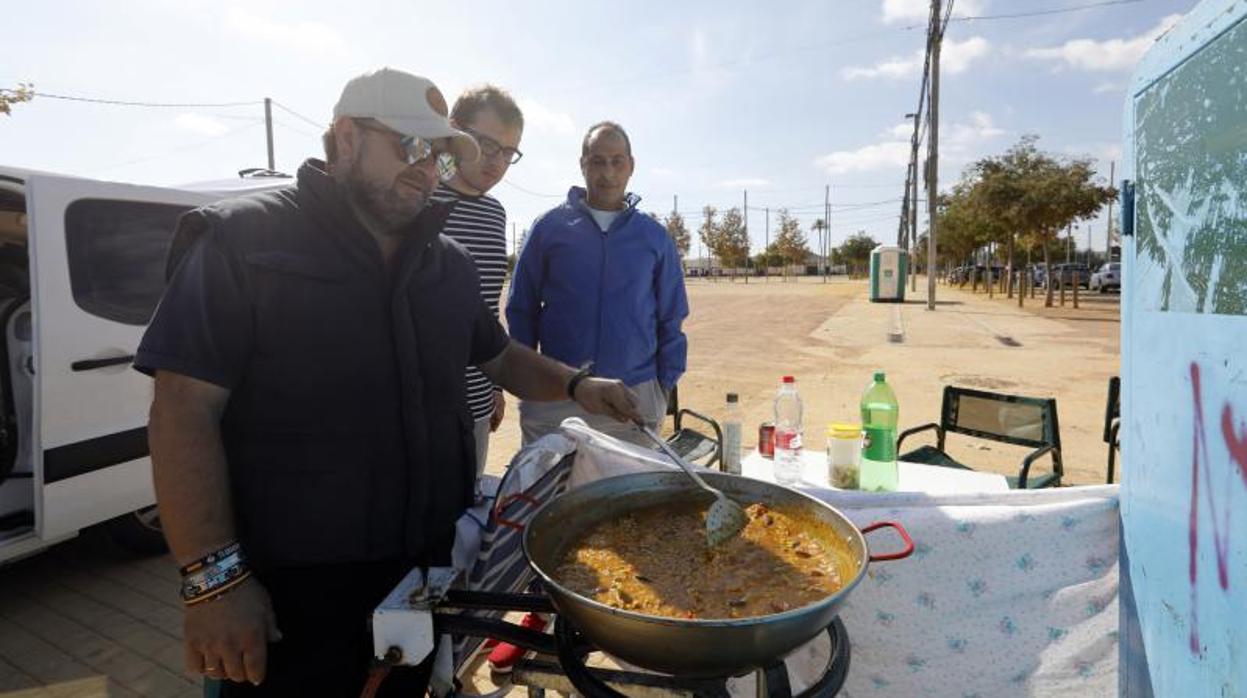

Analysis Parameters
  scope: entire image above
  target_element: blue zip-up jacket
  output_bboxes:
[506,187,689,391]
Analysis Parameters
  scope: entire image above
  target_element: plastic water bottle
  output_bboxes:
[773,376,804,485]
[859,371,899,491]
[722,393,743,474]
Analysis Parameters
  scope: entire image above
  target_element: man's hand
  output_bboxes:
[490,392,505,432]
[572,377,643,424]
[184,577,282,685]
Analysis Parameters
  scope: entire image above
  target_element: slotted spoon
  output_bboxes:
[635,423,748,547]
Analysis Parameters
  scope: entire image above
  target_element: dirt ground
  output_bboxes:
[485,275,1120,486]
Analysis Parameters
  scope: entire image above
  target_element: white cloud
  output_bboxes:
[651,167,679,178]
[224,8,347,56]
[842,54,921,81]
[691,27,711,67]
[945,111,1005,150]
[815,111,1004,175]
[882,0,986,24]
[884,123,916,139]
[518,98,576,135]
[1093,81,1126,94]
[1024,14,1183,72]
[943,37,991,74]
[1062,142,1123,166]
[718,177,771,188]
[173,113,229,137]
[842,36,989,80]
[814,141,911,175]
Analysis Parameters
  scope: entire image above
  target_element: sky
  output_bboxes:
[1,0,1196,258]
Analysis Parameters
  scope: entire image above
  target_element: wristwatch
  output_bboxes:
[566,365,593,400]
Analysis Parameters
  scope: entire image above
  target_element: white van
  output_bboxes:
[0,165,289,563]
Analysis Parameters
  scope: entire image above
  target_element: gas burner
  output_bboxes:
[413,587,849,698]
[512,615,850,698]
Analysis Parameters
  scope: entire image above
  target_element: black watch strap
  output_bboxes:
[566,366,593,400]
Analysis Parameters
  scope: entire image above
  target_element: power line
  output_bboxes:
[271,100,324,130]
[502,179,563,198]
[950,0,1143,23]
[88,120,264,174]
[28,91,260,108]
[271,117,320,138]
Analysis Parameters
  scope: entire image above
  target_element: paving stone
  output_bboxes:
[0,653,40,691]
[0,589,193,695]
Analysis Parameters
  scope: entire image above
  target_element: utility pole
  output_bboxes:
[743,190,749,283]
[911,163,919,292]
[765,207,770,282]
[264,97,275,171]
[1087,225,1092,266]
[1106,160,1116,262]
[1066,223,1073,264]
[925,0,942,310]
[898,161,911,248]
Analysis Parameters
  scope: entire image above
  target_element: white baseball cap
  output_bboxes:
[333,68,479,163]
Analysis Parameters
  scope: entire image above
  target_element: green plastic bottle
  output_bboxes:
[859,371,899,491]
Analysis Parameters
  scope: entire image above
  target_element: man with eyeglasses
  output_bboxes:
[431,86,524,480]
[135,69,642,696]
[508,121,689,447]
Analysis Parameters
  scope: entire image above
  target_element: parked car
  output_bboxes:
[1044,263,1092,289]
[1090,262,1121,293]
[0,165,290,564]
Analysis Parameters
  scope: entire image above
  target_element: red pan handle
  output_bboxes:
[494,492,541,531]
[862,520,914,562]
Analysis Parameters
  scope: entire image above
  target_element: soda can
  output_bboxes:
[758,422,776,459]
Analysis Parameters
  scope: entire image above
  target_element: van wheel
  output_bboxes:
[104,506,169,556]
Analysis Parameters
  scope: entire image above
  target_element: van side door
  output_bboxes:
[26,174,212,540]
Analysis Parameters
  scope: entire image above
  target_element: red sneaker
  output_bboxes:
[487,613,549,673]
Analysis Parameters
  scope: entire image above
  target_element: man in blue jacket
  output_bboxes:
[507,121,689,446]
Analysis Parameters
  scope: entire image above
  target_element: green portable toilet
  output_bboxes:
[869,245,907,302]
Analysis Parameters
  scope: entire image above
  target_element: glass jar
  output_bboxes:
[827,423,864,489]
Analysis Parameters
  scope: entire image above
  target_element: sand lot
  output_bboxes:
[486,275,1120,486]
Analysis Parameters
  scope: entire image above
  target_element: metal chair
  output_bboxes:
[897,386,1064,489]
[664,385,724,469]
[1105,376,1121,484]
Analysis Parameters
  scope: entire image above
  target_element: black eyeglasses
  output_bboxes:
[465,128,523,165]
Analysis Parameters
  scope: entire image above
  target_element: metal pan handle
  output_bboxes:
[862,520,914,562]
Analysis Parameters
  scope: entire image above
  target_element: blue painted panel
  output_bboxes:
[1123,2,1247,694]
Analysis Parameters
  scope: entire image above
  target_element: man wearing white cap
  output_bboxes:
[136,68,642,696]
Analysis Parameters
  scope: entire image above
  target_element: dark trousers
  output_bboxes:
[208,560,433,698]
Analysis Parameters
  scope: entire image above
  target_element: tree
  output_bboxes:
[663,210,691,260]
[754,246,784,270]
[837,232,878,277]
[772,209,809,273]
[974,136,1116,305]
[698,206,720,271]
[811,218,827,269]
[0,83,34,117]
[709,207,749,274]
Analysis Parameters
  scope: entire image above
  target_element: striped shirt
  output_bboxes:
[432,183,508,422]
